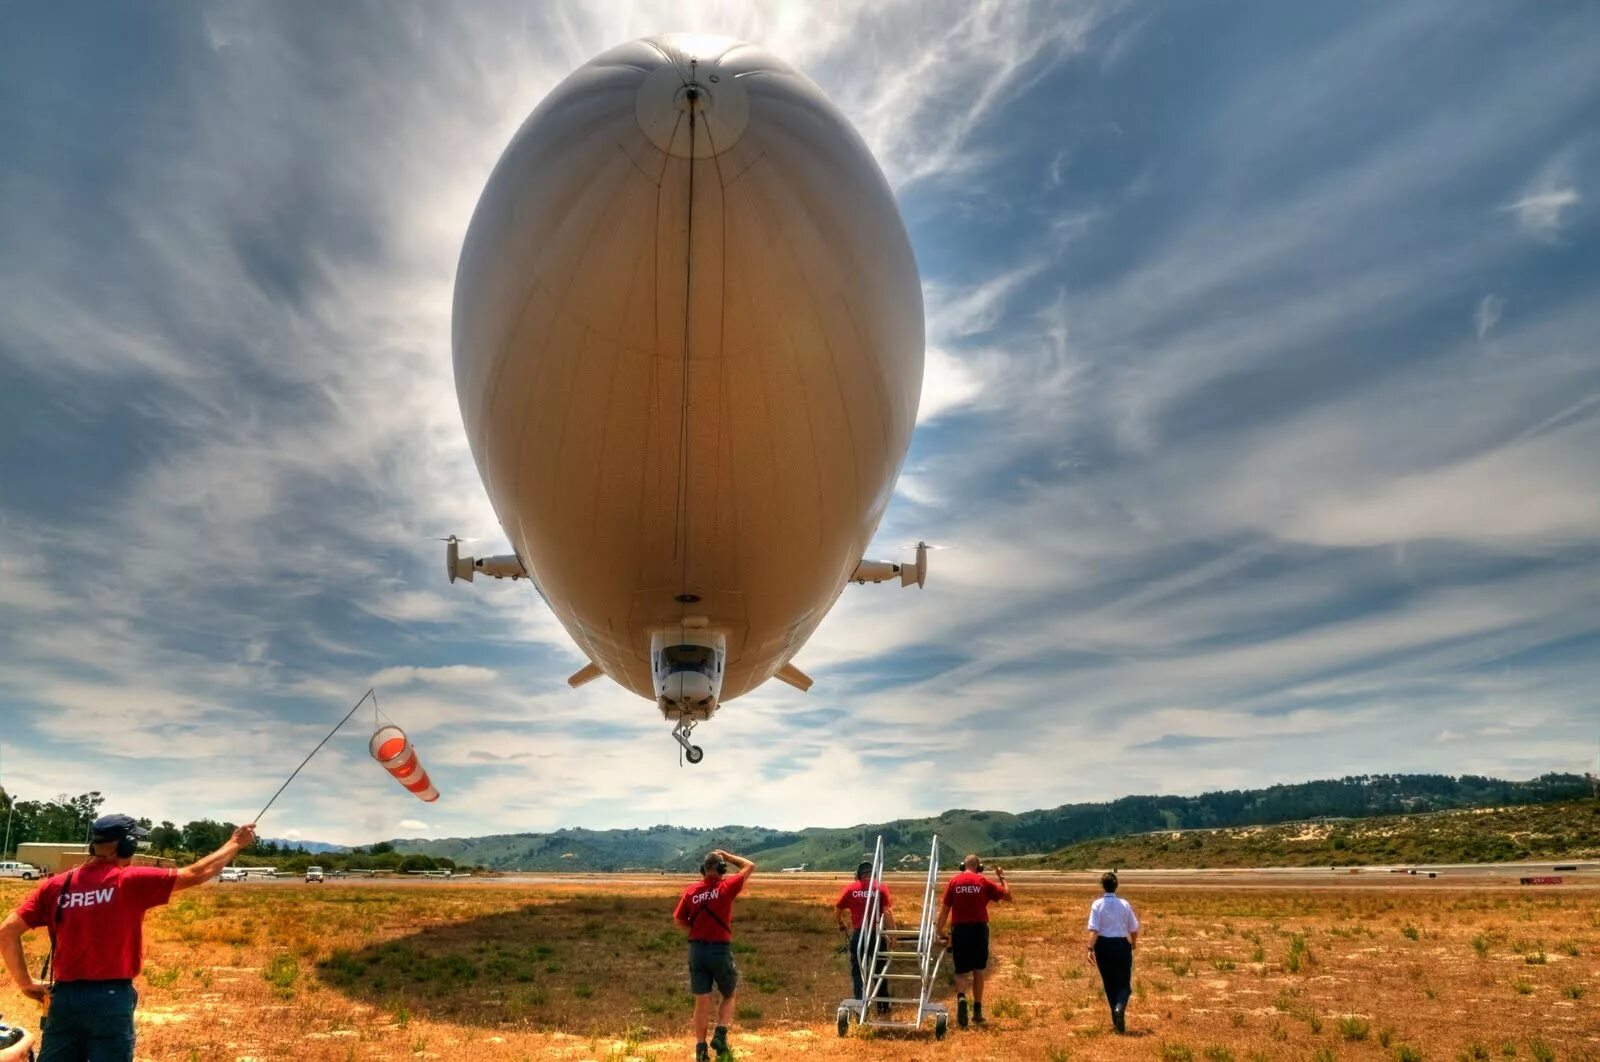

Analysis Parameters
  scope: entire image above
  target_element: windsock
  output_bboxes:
[369,725,439,803]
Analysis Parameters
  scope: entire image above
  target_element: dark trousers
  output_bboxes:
[1094,937,1133,1014]
[849,928,867,1001]
[847,929,891,1003]
[38,980,137,1062]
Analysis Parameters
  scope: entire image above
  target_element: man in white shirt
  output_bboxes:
[1086,870,1139,1033]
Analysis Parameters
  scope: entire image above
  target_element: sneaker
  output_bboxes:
[972,1004,986,1026]
[956,996,968,1029]
[1112,1003,1126,1034]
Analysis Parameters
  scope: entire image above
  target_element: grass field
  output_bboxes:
[1,875,1596,1060]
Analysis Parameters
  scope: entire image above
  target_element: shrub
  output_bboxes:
[263,954,299,997]
[1562,984,1583,999]
[1458,1045,1489,1062]
[1402,924,1420,940]
[1512,979,1533,996]
[1528,1040,1555,1062]
[1158,1043,1194,1062]
[1471,935,1490,959]
[1203,1048,1235,1062]
[991,997,1024,1019]
[1339,1016,1371,1041]
[1394,1047,1423,1062]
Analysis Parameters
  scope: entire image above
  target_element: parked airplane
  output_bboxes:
[447,34,927,762]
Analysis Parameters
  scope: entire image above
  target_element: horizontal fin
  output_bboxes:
[776,662,813,692]
[566,662,603,688]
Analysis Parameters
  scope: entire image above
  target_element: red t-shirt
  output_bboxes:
[16,862,177,982]
[673,873,746,943]
[835,880,893,930]
[942,870,1006,924]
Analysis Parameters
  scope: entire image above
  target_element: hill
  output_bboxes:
[389,772,1592,871]
[1011,797,1600,869]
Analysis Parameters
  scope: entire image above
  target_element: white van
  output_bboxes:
[305,866,325,883]
[0,862,39,881]
[219,867,246,883]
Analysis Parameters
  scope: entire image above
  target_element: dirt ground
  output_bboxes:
[1,872,1596,1060]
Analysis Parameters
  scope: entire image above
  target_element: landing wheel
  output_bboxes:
[836,1007,850,1037]
[685,745,705,764]
[935,1012,948,1040]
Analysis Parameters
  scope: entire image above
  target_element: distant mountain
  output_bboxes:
[263,838,349,854]
[389,772,1592,872]
[1012,798,1600,869]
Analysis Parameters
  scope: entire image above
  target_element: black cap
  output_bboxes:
[90,814,150,842]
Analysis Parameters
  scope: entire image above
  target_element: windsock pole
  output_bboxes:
[255,688,376,824]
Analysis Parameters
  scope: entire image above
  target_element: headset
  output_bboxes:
[89,832,138,860]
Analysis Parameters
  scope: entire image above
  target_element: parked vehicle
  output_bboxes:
[305,866,325,883]
[0,862,39,881]
[219,867,246,883]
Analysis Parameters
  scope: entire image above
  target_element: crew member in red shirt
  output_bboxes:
[934,853,1011,1029]
[672,849,755,1062]
[0,814,256,1062]
[834,861,896,1009]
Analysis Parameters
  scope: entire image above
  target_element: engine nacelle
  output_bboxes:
[445,536,527,583]
[849,541,929,588]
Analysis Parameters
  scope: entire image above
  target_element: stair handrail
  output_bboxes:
[855,834,887,1021]
[917,833,941,976]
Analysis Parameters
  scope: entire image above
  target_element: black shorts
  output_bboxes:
[688,941,738,996]
[950,922,990,974]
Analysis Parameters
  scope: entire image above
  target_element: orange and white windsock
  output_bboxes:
[369,725,440,803]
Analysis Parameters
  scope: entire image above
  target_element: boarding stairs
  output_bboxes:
[836,834,949,1040]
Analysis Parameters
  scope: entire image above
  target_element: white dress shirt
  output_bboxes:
[1088,893,1139,938]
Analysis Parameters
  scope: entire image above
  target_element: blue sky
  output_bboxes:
[1,2,1597,845]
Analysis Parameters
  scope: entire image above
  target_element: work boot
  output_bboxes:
[710,1026,730,1059]
[956,995,968,1029]
[973,1001,986,1026]
[696,1043,710,1061]
[1112,1002,1126,1034]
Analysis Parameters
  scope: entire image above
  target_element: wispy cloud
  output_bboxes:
[1476,294,1506,340]
[1504,158,1582,242]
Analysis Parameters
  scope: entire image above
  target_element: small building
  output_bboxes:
[15,842,175,874]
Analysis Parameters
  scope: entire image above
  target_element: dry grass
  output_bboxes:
[2,876,1597,1060]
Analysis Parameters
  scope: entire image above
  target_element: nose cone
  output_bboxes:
[634,34,750,159]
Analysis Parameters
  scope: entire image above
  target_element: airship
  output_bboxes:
[446,34,927,763]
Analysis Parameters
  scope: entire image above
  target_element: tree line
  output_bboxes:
[0,792,474,873]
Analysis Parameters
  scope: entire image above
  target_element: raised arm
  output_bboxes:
[175,823,257,891]
[717,849,755,883]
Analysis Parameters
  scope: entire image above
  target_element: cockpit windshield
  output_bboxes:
[662,644,714,674]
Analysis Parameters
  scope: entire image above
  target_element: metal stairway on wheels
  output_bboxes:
[836,833,949,1040]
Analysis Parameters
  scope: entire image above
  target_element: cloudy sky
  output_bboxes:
[2,2,1597,845]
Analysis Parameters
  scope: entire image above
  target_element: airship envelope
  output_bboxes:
[369,725,440,803]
